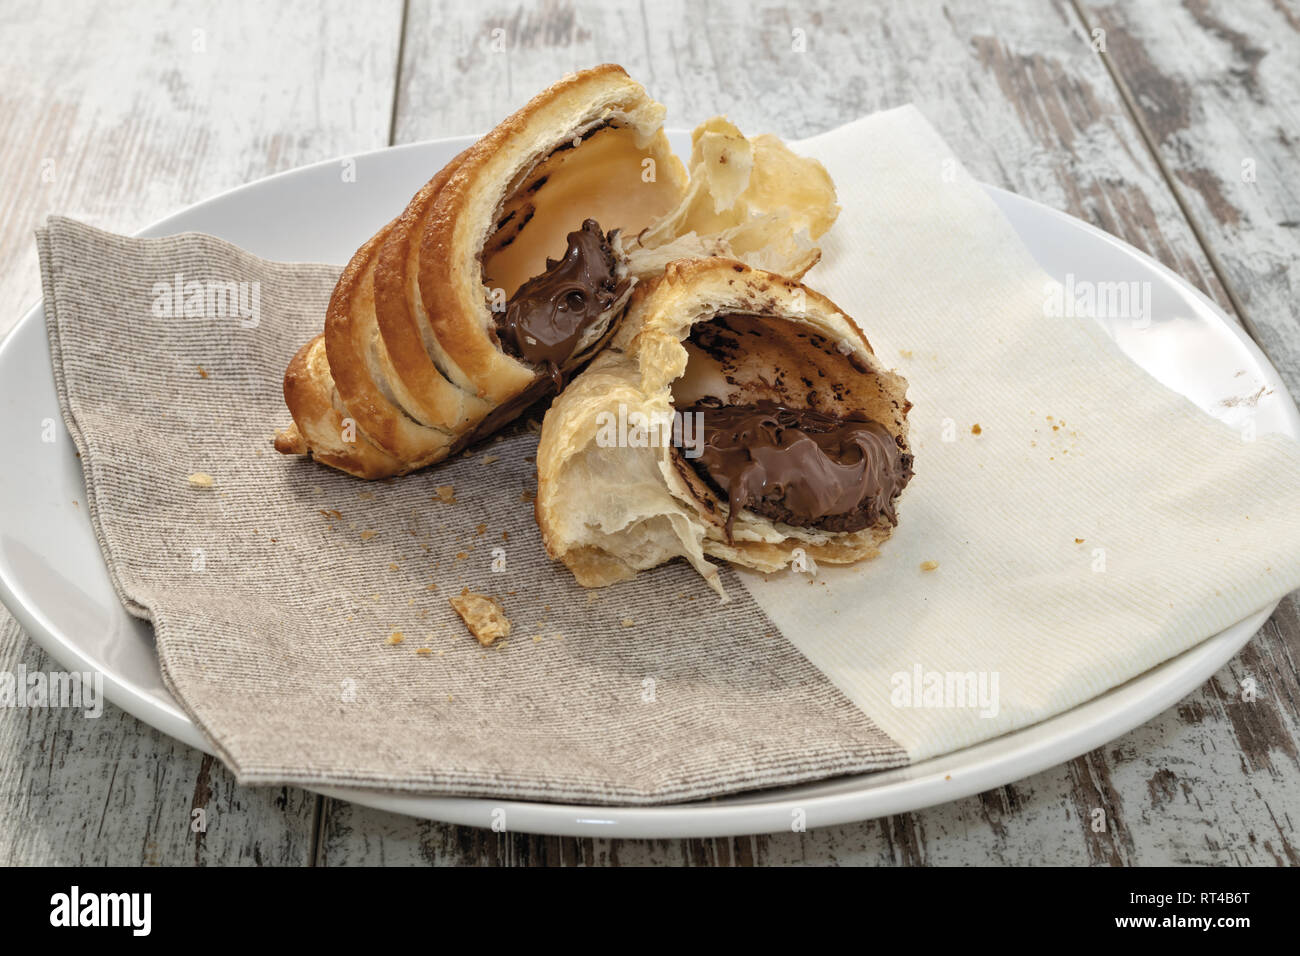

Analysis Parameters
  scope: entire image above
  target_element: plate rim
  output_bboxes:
[2,133,1295,838]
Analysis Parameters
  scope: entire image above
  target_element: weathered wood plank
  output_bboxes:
[1074,0,1300,867]
[0,0,405,336]
[1076,0,1300,396]
[0,0,406,865]
[392,0,1233,314]
[314,0,1298,865]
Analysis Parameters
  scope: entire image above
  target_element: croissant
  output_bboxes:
[535,258,913,598]
[273,64,840,479]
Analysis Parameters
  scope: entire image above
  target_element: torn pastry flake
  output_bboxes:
[626,117,840,281]
[449,588,512,646]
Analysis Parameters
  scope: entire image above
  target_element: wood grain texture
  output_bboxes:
[393,0,1233,313]
[0,0,405,865]
[1076,0,1300,397]
[2,0,1298,865]
[0,0,405,336]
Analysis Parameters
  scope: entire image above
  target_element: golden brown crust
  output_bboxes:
[324,222,457,468]
[372,149,489,433]
[277,334,404,479]
[275,65,683,478]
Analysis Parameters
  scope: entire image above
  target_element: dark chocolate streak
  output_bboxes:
[494,218,627,389]
[681,400,913,540]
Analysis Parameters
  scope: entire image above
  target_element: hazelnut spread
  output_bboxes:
[681,400,913,539]
[494,219,628,388]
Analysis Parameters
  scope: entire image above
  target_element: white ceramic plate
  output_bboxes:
[2,134,1296,838]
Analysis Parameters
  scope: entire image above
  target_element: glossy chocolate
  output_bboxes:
[494,219,628,388]
[681,400,913,539]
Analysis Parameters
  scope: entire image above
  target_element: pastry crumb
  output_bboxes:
[197,365,208,379]
[970,424,982,435]
[415,647,432,656]
[360,529,378,541]
[1074,538,1085,544]
[187,472,214,489]
[898,349,913,359]
[449,588,511,646]
[433,485,456,504]
[475,523,487,536]
[920,560,940,572]
[620,618,635,628]
[386,632,405,645]
[481,455,500,465]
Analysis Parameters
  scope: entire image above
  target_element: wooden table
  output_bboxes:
[2,0,1297,866]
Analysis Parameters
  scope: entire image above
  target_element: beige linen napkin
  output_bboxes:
[36,106,1300,803]
[36,219,902,804]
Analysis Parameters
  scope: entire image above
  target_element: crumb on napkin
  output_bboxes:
[920,560,940,572]
[449,588,511,646]
[187,472,214,489]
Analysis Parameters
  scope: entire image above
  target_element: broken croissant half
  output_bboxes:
[535,258,914,598]
[273,64,839,478]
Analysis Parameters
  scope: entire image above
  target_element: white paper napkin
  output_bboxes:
[747,106,1300,761]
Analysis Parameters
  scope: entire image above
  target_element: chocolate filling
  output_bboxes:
[680,399,913,540]
[493,218,628,389]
